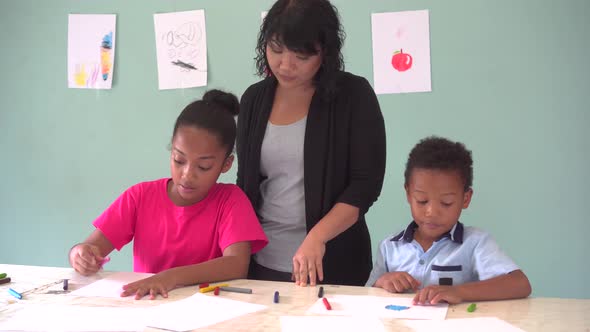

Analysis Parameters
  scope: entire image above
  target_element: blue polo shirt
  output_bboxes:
[365,221,519,288]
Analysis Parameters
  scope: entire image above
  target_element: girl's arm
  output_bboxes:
[121,241,251,300]
[69,229,115,276]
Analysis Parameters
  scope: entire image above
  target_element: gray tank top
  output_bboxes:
[254,116,307,272]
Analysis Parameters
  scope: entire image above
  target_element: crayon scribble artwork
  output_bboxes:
[154,10,207,90]
[68,14,116,89]
[371,10,431,94]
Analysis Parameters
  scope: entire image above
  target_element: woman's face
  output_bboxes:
[265,38,322,89]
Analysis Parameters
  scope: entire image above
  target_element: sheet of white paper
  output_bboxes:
[371,10,431,94]
[68,271,154,298]
[280,316,386,332]
[404,317,526,332]
[306,295,447,320]
[0,304,147,332]
[147,293,266,331]
[68,14,116,89]
[154,10,207,90]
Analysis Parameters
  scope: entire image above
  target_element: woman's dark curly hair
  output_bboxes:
[255,0,345,89]
[404,136,474,192]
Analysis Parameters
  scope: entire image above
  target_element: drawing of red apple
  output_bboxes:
[391,49,413,72]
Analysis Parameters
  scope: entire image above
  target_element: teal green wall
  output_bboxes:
[1,1,588,299]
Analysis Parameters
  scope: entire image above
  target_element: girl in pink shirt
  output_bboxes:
[68,90,268,299]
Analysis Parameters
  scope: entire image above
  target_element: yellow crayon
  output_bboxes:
[199,283,229,293]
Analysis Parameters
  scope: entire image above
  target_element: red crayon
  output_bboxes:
[199,283,209,289]
[322,297,332,310]
[214,286,220,296]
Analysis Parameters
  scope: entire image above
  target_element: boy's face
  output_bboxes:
[405,168,472,242]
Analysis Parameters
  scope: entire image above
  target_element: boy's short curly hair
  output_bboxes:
[404,136,473,192]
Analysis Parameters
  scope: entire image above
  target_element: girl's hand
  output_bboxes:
[69,243,107,276]
[121,271,177,300]
[292,233,326,286]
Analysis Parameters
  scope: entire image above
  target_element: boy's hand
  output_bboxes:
[413,285,463,305]
[69,243,107,276]
[375,272,420,293]
[121,272,176,300]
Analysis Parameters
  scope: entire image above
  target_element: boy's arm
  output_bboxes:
[120,241,251,299]
[414,269,531,305]
[456,269,532,301]
[365,239,388,287]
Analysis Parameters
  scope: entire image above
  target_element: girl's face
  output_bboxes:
[265,38,322,90]
[168,126,233,206]
[405,168,472,243]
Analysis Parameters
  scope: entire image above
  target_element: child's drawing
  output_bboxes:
[68,14,116,89]
[154,10,207,90]
[371,10,431,94]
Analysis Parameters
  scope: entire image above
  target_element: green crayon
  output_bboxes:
[0,273,6,279]
[467,303,477,312]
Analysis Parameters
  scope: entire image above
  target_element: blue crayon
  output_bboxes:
[273,291,279,303]
[8,288,23,300]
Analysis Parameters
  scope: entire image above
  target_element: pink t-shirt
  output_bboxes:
[93,179,268,273]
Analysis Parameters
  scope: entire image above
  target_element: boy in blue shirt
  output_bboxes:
[366,136,531,305]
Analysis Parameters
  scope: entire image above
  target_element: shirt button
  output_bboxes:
[419,259,425,265]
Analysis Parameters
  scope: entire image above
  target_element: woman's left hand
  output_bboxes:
[121,271,176,300]
[292,234,326,286]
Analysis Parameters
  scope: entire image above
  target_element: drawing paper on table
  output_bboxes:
[68,271,154,298]
[403,317,526,332]
[306,295,447,320]
[280,316,386,332]
[0,304,147,331]
[147,293,267,331]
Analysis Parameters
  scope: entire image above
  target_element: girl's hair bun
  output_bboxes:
[202,89,239,116]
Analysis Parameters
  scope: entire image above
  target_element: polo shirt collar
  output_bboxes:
[391,221,464,244]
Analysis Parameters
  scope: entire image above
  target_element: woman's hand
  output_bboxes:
[121,271,177,300]
[292,233,326,286]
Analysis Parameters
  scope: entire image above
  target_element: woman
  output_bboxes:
[237,0,386,286]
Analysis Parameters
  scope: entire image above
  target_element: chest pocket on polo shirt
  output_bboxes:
[431,264,463,286]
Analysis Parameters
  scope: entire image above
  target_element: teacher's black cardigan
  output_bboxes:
[236,71,386,286]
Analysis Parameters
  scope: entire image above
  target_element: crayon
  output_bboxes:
[219,286,252,294]
[273,291,279,303]
[8,288,22,300]
[0,277,11,285]
[0,273,6,279]
[199,284,229,293]
[318,286,324,298]
[322,297,332,310]
[467,303,477,312]
[214,287,220,296]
